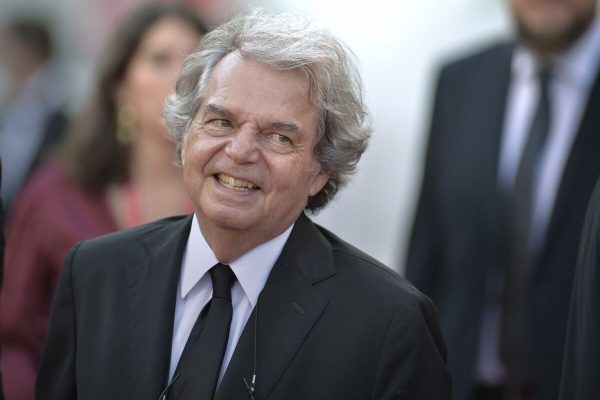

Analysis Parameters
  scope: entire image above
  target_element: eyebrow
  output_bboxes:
[203,103,234,119]
[267,121,300,133]
[203,103,300,133]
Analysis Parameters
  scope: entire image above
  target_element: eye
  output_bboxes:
[273,133,291,143]
[262,132,295,154]
[217,119,232,128]
[147,50,171,69]
[207,119,233,128]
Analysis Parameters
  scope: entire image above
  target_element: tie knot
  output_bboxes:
[210,263,235,301]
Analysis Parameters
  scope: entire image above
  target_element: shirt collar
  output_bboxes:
[511,46,537,82]
[180,215,219,298]
[180,214,293,307]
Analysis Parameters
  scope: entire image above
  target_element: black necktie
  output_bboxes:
[512,66,551,255]
[501,66,552,391]
[170,263,236,399]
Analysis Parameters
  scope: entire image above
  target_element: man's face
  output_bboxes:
[182,53,328,242]
[509,0,597,54]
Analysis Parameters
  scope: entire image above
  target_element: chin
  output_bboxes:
[517,12,594,55]
[519,23,570,53]
[202,205,260,231]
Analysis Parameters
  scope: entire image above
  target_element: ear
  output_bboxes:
[308,172,328,197]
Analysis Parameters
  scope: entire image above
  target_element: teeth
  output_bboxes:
[216,174,259,191]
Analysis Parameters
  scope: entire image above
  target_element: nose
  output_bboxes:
[225,127,260,164]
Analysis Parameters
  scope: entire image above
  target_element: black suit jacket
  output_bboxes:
[406,43,600,400]
[37,213,451,399]
[559,177,600,400]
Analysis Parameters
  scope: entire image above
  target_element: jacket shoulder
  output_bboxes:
[315,224,448,369]
[75,215,188,253]
[66,215,191,281]
[440,41,513,80]
[316,225,430,307]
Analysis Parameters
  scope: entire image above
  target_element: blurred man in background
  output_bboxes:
[406,0,600,399]
[0,18,68,211]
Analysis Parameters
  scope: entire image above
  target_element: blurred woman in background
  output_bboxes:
[0,5,205,399]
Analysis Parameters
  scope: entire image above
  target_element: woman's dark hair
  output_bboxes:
[62,4,206,192]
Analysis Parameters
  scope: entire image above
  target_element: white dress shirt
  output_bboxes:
[167,214,293,384]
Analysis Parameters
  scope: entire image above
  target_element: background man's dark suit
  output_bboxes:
[406,43,600,400]
[37,214,451,400]
[0,162,5,399]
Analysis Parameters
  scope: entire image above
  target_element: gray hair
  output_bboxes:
[164,11,372,211]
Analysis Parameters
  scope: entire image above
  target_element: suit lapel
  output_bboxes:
[216,213,335,400]
[471,44,513,258]
[126,216,193,400]
[538,67,600,270]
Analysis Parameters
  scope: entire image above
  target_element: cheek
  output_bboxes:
[271,165,316,201]
[182,151,209,201]
[183,134,223,172]
[182,140,204,171]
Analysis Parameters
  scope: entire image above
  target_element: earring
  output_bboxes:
[116,103,137,144]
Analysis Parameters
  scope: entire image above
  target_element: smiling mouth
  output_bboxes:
[215,173,260,191]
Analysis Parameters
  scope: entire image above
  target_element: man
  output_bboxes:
[406,0,600,399]
[0,18,67,211]
[559,176,600,400]
[37,12,451,400]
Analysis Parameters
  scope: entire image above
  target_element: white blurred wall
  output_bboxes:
[251,0,513,271]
